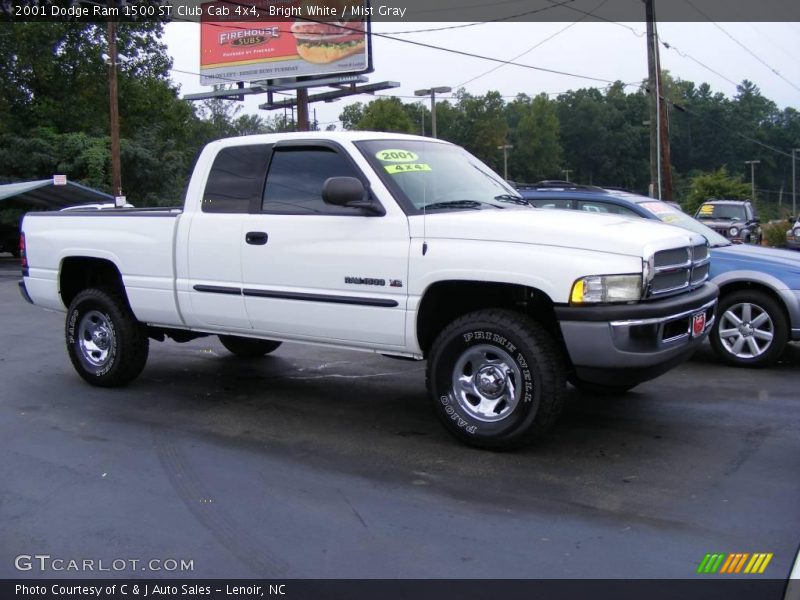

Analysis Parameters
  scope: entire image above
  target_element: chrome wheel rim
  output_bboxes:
[451,344,523,422]
[78,310,115,368]
[718,302,774,359]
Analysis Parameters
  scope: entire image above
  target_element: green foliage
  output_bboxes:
[684,168,752,215]
[761,222,788,248]
[347,98,415,133]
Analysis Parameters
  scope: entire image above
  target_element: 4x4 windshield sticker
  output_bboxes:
[384,163,432,174]
[375,149,419,162]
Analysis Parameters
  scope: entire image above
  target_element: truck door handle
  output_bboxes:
[245,231,268,245]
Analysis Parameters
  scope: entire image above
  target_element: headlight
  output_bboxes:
[570,274,643,304]
[729,226,739,237]
[794,227,800,237]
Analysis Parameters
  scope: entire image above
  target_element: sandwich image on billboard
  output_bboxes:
[200,0,370,85]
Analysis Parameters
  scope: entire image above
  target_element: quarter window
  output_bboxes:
[202,145,270,213]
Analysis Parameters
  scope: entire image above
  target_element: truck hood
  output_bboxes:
[409,208,701,257]
[697,218,744,229]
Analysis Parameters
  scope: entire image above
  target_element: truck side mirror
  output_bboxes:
[322,177,385,216]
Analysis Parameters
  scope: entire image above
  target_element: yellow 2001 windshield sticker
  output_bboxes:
[384,163,432,174]
[375,149,419,162]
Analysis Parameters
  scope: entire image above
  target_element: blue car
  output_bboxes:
[518,182,800,367]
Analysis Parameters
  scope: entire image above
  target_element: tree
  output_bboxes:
[684,167,752,214]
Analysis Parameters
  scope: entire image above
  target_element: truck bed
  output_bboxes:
[22,208,184,326]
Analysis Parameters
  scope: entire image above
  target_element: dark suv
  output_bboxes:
[0,222,20,257]
[694,199,761,244]
[517,181,800,368]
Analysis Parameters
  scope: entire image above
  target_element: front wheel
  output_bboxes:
[66,288,149,386]
[219,335,281,357]
[426,309,566,449]
[710,290,788,367]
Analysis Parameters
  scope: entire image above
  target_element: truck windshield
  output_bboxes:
[355,139,525,213]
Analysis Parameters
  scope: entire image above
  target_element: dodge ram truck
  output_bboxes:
[19,132,718,448]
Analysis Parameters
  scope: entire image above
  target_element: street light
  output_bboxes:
[745,160,760,203]
[497,144,513,180]
[792,148,800,217]
[414,86,451,139]
[561,169,572,183]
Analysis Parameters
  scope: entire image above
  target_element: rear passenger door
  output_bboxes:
[182,144,270,331]
[240,142,410,348]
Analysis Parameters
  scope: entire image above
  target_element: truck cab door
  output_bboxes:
[181,143,271,331]
[240,142,410,349]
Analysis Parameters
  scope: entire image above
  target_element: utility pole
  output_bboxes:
[296,88,309,131]
[793,148,799,217]
[107,0,122,201]
[745,160,760,202]
[415,86,451,139]
[561,169,572,183]
[644,0,672,200]
[497,144,513,180]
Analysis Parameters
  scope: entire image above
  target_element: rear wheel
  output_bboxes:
[219,335,281,357]
[426,309,565,449]
[66,288,149,386]
[710,290,788,367]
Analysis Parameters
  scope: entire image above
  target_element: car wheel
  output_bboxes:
[710,290,788,367]
[219,335,281,357]
[426,309,566,449]
[66,288,149,386]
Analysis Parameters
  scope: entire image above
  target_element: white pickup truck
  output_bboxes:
[20,132,717,448]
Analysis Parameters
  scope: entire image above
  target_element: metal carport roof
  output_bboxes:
[0,179,114,210]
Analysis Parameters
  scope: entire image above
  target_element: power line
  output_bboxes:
[379,0,575,35]
[453,0,610,88]
[682,0,800,93]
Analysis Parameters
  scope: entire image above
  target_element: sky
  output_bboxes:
[163,21,800,130]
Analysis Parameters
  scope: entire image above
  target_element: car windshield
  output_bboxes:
[697,203,746,220]
[356,139,525,212]
[638,200,731,247]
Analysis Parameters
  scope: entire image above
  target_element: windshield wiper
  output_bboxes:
[494,194,529,205]
[421,200,489,211]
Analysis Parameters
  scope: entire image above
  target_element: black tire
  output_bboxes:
[426,309,566,449]
[568,376,636,396]
[710,289,788,367]
[66,288,149,387]
[219,335,281,357]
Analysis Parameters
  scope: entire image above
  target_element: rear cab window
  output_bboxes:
[202,144,271,213]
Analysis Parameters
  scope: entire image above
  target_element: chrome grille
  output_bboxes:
[647,243,710,298]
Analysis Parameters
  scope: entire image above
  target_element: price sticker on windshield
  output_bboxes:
[376,149,419,163]
[699,204,714,215]
[384,163,432,174]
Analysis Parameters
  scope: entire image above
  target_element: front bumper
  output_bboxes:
[556,283,718,386]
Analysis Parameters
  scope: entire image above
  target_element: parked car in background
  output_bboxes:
[787,217,800,250]
[0,221,20,257]
[518,182,800,367]
[694,199,761,245]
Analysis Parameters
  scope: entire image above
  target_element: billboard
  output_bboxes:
[200,0,371,86]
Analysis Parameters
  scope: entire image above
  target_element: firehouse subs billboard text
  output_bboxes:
[200,0,371,85]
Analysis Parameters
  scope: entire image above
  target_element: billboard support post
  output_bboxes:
[297,88,309,131]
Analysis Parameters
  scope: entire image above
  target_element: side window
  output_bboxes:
[577,200,638,216]
[262,147,363,215]
[202,145,270,213]
[530,198,574,210]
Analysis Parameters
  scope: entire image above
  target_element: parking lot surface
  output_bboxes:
[1,256,798,580]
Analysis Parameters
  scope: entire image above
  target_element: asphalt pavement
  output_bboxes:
[1,255,798,581]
